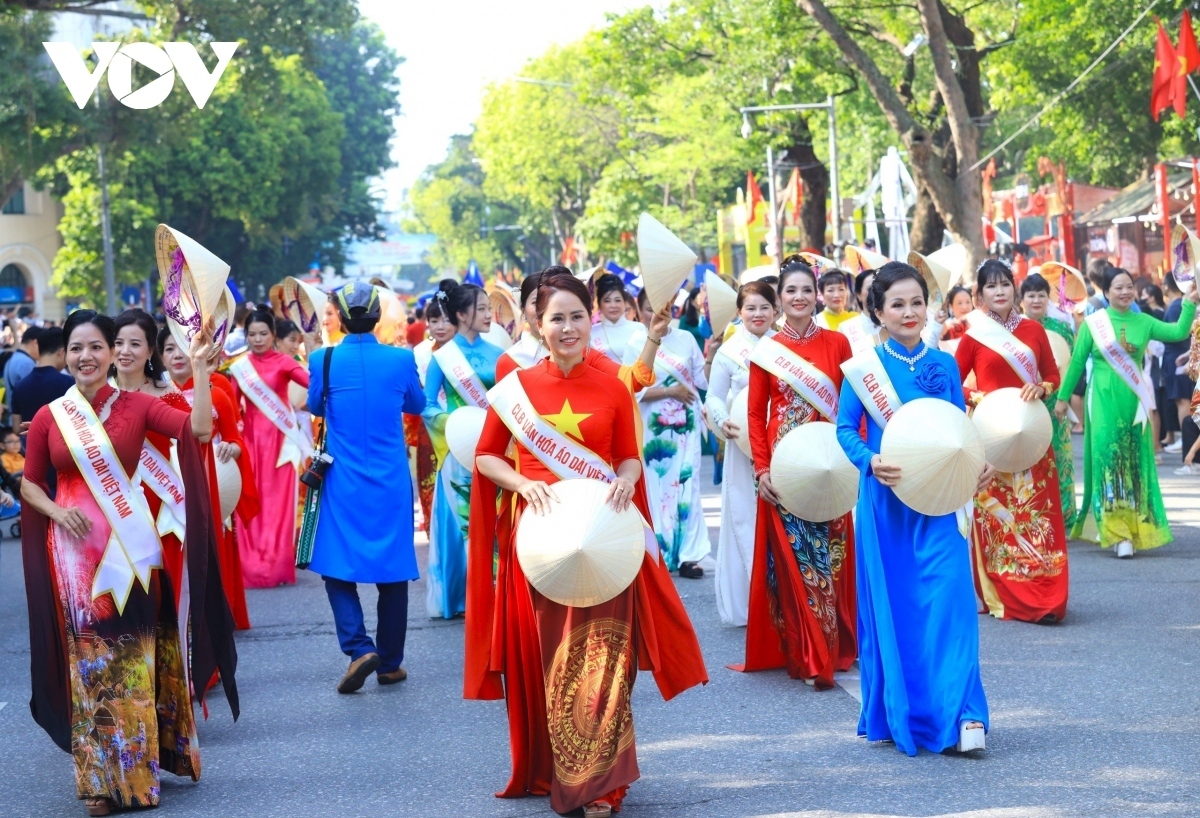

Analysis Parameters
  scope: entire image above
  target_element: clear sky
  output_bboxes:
[359,0,647,215]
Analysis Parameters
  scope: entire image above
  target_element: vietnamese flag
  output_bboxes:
[746,171,764,225]
[1175,11,1200,117]
[1153,18,1177,120]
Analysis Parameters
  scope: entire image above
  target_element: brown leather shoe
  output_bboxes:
[377,667,408,685]
[337,652,380,694]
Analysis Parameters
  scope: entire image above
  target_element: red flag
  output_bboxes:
[788,168,803,224]
[1175,11,1200,117]
[1152,19,1177,120]
[746,171,764,225]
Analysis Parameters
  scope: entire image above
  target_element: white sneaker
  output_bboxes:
[1115,540,1134,559]
[1165,440,1183,453]
[956,721,986,752]
[1175,464,1198,476]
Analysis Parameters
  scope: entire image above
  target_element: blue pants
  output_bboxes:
[323,578,409,674]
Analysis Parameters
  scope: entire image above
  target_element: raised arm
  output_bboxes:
[1056,319,1094,401]
[1149,297,1198,344]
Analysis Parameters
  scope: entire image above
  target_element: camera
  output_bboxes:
[300,451,334,490]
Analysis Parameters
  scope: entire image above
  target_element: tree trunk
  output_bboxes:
[909,183,945,255]
[779,115,828,253]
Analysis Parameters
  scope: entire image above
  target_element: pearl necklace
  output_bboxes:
[883,341,928,371]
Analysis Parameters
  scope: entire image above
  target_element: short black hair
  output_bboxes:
[867,262,928,326]
[975,259,1015,296]
[276,319,301,340]
[21,325,41,346]
[36,327,64,356]
[818,270,849,293]
[946,284,973,307]
[1101,266,1133,295]
[1020,273,1051,297]
[63,309,116,348]
[244,308,276,335]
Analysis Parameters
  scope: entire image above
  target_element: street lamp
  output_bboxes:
[739,96,842,255]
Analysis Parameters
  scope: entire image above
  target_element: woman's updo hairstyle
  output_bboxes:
[945,284,972,308]
[737,279,778,309]
[1019,273,1051,298]
[867,261,928,327]
[594,272,626,304]
[276,318,301,340]
[64,309,117,349]
[244,308,276,335]
[534,266,593,320]
[777,254,818,293]
[1101,266,1134,295]
[519,271,542,309]
[114,308,166,380]
[437,278,485,327]
[975,258,1015,295]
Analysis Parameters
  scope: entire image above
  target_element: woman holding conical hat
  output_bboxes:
[422,278,503,618]
[1020,272,1077,530]
[736,257,855,686]
[954,260,1068,623]
[836,261,993,755]
[230,308,311,588]
[20,311,238,815]
[159,325,260,631]
[466,269,706,818]
[707,280,777,626]
[1056,267,1199,557]
[623,288,711,578]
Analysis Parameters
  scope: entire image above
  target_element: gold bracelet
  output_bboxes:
[647,336,661,346]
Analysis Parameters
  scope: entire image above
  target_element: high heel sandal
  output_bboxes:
[84,798,112,816]
[956,720,986,752]
[584,801,613,818]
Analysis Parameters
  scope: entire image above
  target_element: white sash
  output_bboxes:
[716,329,759,371]
[229,356,311,467]
[840,314,880,357]
[50,387,163,614]
[138,441,186,541]
[840,349,904,429]
[433,341,489,409]
[964,310,1038,385]
[590,327,612,358]
[504,334,547,370]
[487,372,659,561]
[748,336,840,421]
[654,343,699,398]
[1086,310,1155,425]
[488,373,616,482]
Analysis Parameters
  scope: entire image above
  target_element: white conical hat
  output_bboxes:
[214,454,242,523]
[282,277,328,338]
[1170,223,1199,294]
[705,274,738,337]
[797,251,838,275]
[1047,331,1072,377]
[481,322,513,351]
[881,397,984,516]
[156,224,231,351]
[446,406,487,468]
[844,245,889,273]
[970,387,1053,473]
[288,381,308,409]
[908,244,967,301]
[1039,260,1088,306]
[770,422,858,522]
[728,386,751,457]
[515,478,644,607]
[739,263,779,286]
[637,212,697,313]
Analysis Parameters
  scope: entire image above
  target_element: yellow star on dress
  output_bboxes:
[541,399,592,443]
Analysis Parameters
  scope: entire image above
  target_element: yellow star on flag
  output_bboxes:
[541,399,592,443]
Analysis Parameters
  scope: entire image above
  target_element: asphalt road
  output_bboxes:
[2,439,1199,818]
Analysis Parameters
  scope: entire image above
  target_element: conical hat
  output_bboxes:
[844,245,889,273]
[282,277,328,338]
[156,224,231,351]
[1047,331,1072,377]
[970,387,1053,473]
[798,252,838,275]
[481,322,513,350]
[770,423,858,522]
[881,397,984,516]
[728,386,751,457]
[908,244,967,301]
[214,454,241,522]
[573,264,604,284]
[1039,261,1088,305]
[210,287,237,353]
[515,478,645,607]
[489,286,522,344]
[446,406,487,468]
[637,212,697,313]
[288,381,308,409]
[372,285,407,347]
[268,284,285,316]
[739,263,779,286]
[1170,223,1199,294]
[705,274,738,337]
